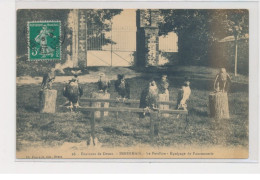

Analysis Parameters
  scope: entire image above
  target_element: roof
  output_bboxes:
[218,34,249,43]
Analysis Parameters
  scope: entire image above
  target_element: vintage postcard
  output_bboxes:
[16,9,249,159]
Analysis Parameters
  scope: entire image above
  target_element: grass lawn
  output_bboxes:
[16,66,249,151]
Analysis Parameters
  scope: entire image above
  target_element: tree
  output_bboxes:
[17,9,70,76]
[222,10,248,76]
[158,9,248,70]
[85,9,122,50]
[16,9,122,76]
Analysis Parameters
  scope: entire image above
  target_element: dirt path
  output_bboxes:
[17,67,142,85]
[16,66,248,85]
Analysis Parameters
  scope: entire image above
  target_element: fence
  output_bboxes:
[78,97,189,141]
[87,25,178,66]
[87,26,136,66]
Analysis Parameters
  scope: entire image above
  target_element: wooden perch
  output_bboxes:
[79,107,188,114]
[39,89,57,113]
[91,92,110,118]
[80,97,175,105]
[209,92,230,119]
[159,92,170,117]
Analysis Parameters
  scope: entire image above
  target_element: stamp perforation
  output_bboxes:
[27,20,62,61]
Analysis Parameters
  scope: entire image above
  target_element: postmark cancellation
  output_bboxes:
[27,21,61,61]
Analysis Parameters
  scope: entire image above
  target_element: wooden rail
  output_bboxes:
[78,106,188,141]
[78,106,188,114]
[80,98,176,105]
[61,98,188,142]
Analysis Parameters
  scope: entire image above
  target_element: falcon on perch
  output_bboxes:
[158,74,169,94]
[63,70,83,111]
[176,78,191,111]
[97,73,110,93]
[139,79,159,117]
[41,68,56,90]
[214,68,231,92]
[71,70,81,83]
[115,74,130,102]
[41,64,65,90]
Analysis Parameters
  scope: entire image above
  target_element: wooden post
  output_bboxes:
[91,111,95,142]
[209,92,230,119]
[159,90,169,117]
[77,10,87,68]
[150,116,154,140]
[150,113,159,141]
[184,114,189,131]
[154,113,159,136]
[234,36,238,76]
[103,94,110,117]
[91,92,110,118]
[116,111,119,121]
[39,89,57,113]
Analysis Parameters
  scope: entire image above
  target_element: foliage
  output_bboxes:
[86,9,122,50]
[159,9,249,67]
[17,9,70,57]
[17,9,71,76]
[16,9,122,76]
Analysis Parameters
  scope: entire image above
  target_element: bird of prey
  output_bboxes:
[97,73,110,93]
[63,78,83,111]
[139,80,159,117]
[71,70,81,83]
[214,68,231,92]
[41,68,56,90]
[176,78,191,111]
[41,64,66,90]
[158,74,169,94]
[115,74,130,101]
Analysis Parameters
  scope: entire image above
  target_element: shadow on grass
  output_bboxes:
[189,107,208,117]
[16,67,249,148]
[24,105,40,113]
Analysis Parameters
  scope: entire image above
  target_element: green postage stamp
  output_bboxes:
[27,21,61,61]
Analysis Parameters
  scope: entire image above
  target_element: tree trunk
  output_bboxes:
[209,92,230,119]
[39,89,57,113]
[234,38,238,76]
[159,90,169,117]
[91,92,110,119]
